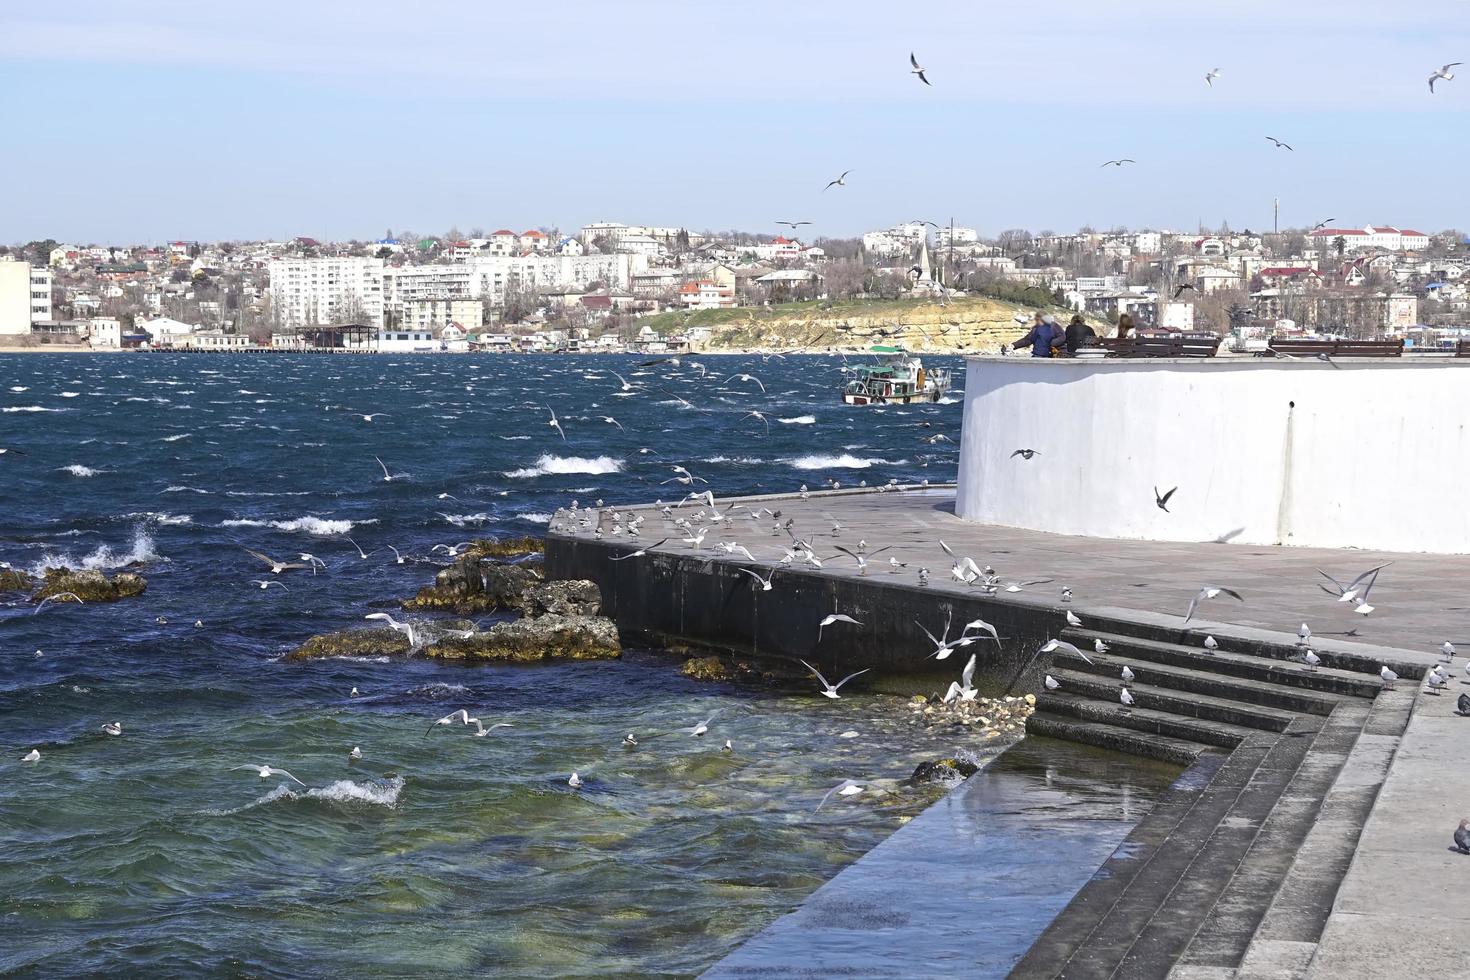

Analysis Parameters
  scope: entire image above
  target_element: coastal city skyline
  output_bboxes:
[2,1,1468,241]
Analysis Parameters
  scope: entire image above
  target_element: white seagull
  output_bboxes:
[374,455,396,482]
[1041,638,1094,666]
[1120,688,1135,710]
[1205,67,1221,86]
[909,52,930,86]
[1121,665,1135,684]
[1379,665,1398,689]
[366,612,420,649]
[818,613,863,642]
[1184,586,1244,623]
[101,722,123,736]
[1044,674,1060,691]
[739,567,777,591]
[22,748,40,763]
[233,764,306,786]
[1429,62,1462,93]
[244,548,309,574]
[249,579,289,592]
[545,405,566,441]
[1065,610,1083,627]
[823,169,852,191]
[1303,649,1321,671]
[816,779,864,812]
[799,659,870,699]
[1204,635,1218,652]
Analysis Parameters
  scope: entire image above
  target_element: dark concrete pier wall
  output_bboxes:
[546,534,1066,693]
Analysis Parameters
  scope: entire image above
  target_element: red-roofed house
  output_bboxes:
[1309,226,1428,252]
[678,280,735,310]
[520,230,549,252]
[487,230,519,256]
[1257,267,1323,288]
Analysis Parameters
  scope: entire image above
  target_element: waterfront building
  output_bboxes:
[0,261,45,337]
[1308,225,1430,252]
[677,279,735,310]
[267,256,386,328]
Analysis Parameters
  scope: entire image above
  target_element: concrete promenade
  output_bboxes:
[549,487,1464,977]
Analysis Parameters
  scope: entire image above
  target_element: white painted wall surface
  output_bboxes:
[955,356,1470,554]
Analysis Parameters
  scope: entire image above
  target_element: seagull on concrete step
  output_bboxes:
[1094,638,1110,655]
[1379,665,1398,689]
[233,764,306,786]
[1297,623,1312,646]
[1120,688,1134,710]
[818,613,863,643]
[816,779,864,812]
[1121,665,1135,684]
[1303,650,1321,671]
[1065,610,1083,627]
[1184,586,1243,623]
[1442,641,1456,661]
[800,659,870,699]
[1204,635,1218,652]
[1428,672,1448,695]
[1044,674,1060,691]
[1458,693,1470,716]
[1430,62,1462,93]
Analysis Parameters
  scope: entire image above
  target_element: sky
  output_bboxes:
[2,0,1468,244]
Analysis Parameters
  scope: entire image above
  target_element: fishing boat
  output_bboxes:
[841,346,952,405]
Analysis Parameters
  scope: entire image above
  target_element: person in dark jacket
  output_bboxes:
[1064,314,1098,355]
[1116,312,1136,339]
[1012,313,1064,357]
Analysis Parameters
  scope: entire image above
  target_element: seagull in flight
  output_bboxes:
[776,220,812,230]
[1154,486,1177,512]
[1011,449,1040,460]
[598,415,624,432]
[725,372,766,393]
[244,548,308,574]
[32,592,84,615]
[249,579,289,592]
[1429,62,1461,92]
[910,52,931,86]
[545,405,566,441]
[799,659,870,699]
[374,455,397,482]
[0,447,27,457]
[818,613,863,642]
[1265,136,1294,151]
[1041,638,1095,666]
[739,567,777,591]
[233,764,306,786]
[1312,218,1337,231]
[353,412,390,423]
[1100,158,1136,168]
[823,169,852,191]
[1173,284,1196,299]
[1316,562,1392,604]
[365,612,419,649]
[1183,586,1244,623]
[816,779,864,812]
[609,538,669,561]
[1204,67,1221,86]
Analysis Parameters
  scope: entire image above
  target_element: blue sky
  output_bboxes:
[2,0,1467,243]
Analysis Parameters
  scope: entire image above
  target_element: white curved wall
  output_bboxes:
[955,356,1470,553]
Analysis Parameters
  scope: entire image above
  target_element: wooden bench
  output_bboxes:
[1095,335,1222,358]
[1266,338,1405,357]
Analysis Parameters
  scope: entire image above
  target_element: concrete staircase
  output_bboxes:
[1011,620,1423,980]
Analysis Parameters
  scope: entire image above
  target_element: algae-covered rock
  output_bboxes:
[31,567,147,603]
[287,627,411,661]
[909,757,981,785]
[425,614,620,663]
[0,568,34,592]
[514,579,601,618]
[681,656,736,682]
[403,556,541,615]
[462,536,544,559]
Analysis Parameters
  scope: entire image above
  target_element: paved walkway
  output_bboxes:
[566,487,1467,976]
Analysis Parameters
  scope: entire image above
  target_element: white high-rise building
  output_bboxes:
[267,257,385,328]
[0,260,50,336]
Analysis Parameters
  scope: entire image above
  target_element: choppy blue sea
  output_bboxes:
[0,353,1175,977]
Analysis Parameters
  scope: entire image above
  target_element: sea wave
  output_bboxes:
[61,464,100,477]
[786,454,899,470]
[778,415,817,425]
[207,775,405,815]
[3,406,64,413]
[221,516,364,535]
[30,528,160,575]
[119,511,193,526]
[936,396,961,405]
[505,455,624,479]
[161,434,191,442]
[60,392,80,398]
[440,512,497,527]
[517,512,553,524]
[163,485,213,495]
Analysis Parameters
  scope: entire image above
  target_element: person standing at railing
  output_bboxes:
[1064,314,1098,355]
[1012,313,1065,357]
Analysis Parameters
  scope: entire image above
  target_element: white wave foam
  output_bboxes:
[163,485,212,494]
[161,434,190,442]
[787,454,899,470]
[60,392,80,398]
[937,396,960,405]
[440,512,497,527]
[505,455,624,479]
[407,682,469,698]
[3,406,63,413]
[119,512,192,526]
[220,516,361,535]
[8,386,27,392]
[30,528,160,575]
[518,512,552,524]
[207,776,405,816]
[497,435,532,441]
[778,415,817,425]
[61,464,99,477]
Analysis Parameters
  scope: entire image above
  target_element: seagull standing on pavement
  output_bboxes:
[1304,649,1321,671]
[1120,688,1134,711]
[1379,665,1398,689]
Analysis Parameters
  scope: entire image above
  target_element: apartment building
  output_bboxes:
[267,256,386,327]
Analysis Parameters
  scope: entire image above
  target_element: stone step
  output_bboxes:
[1063,628,1384,698]
[1072,610,1429,680]
[1231,689,1414,980]
[1049,669,1301,733]
[1038,692,1257,750]
[1056,652,1346,716]
[1169,701,1372,975]
[1009,735,1279,979]
[1024,711,1218,766]
[1107,715,1327,977]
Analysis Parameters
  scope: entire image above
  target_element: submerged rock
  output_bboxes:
[0,568,34,592]
[514,579,601,618]
[287,627,411,661]
[681,656,736,682]
[30,567,146,603]
[909,757,982,785]
[425,614,620,663]
[403,556,541,615]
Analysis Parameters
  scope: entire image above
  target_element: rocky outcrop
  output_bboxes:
[402,555,541,615]
[678,654,808,686]
[909,692,1037,740]
[424,615,620,663]
[462,536,544,559]
[287,627,411,661]
[513,579,601,618]
[30,567,146,603]
[0,568,34,592]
